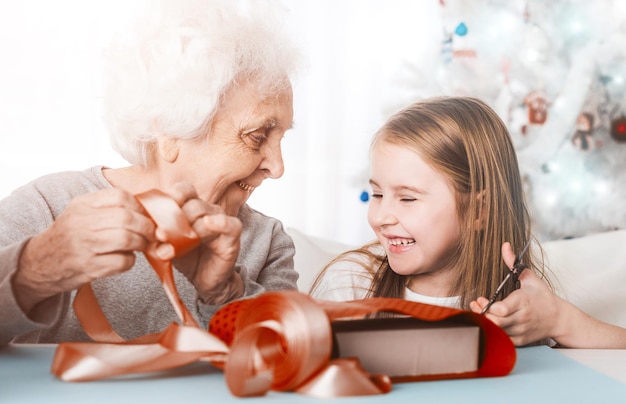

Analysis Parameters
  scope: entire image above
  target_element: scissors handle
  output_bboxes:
[480,240,530,315]
[480,263,529,314]
[480,273,512,314]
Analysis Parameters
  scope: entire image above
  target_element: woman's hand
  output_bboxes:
[469,242,561,346]
[162,183,244,305]
[13,188,157,314]
[471,270,562,346]
[472,242,626,348]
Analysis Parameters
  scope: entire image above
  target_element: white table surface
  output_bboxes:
[556,348,626,384]
[2,344,626,403]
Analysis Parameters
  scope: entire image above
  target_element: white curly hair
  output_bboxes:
[102,0,299,166]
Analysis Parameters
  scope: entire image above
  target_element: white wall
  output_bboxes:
[0,1,136,194]
[250,0,442,245]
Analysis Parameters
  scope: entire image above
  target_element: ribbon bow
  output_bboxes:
[51,190,515,397]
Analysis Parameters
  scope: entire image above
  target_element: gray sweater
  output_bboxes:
[0,166,298,346]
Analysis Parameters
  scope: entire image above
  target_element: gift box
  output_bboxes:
[332,316,480,378]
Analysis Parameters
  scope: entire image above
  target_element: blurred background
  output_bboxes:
[1,0,625,246]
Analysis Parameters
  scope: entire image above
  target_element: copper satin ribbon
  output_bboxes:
[51,190,516,397]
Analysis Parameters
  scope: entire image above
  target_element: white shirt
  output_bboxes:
[311,246,461,309]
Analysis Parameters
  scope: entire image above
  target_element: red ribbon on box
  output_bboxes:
[51,190,516,398]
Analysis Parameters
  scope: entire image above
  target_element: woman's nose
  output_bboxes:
[262,143,285,179]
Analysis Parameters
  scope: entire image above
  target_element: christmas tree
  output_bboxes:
[387,0,626,240]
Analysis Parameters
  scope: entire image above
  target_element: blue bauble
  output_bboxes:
[359,190,370,202]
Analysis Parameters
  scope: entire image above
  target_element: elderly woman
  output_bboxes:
[0,0,299,346]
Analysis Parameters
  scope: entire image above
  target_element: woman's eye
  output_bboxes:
[250,133,266,144]
[242,130,268,148]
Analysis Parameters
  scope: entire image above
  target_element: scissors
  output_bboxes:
[480,239,531,315]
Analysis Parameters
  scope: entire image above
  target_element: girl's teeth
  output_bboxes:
[389,239,415,246]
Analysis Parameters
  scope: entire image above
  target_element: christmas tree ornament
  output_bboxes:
[359,190,370,203]
[455,22,468,36]
[611,116,626,142]
[571,112,595,151]
[523,90,549,125]
[441,32,453,64]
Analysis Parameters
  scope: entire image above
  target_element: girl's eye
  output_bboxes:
[400,197,417,202]
[370,193,382,199]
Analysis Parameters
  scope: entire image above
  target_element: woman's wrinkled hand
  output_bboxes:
[161,183,244,305]
[13,188,158,314]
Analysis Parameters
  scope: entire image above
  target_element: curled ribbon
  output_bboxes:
[51,190,515,397]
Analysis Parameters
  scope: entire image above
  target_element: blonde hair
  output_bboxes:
[102,0,299,166]
[311,96,550,309]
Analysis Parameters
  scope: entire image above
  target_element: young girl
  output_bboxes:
[310,96,626,348]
